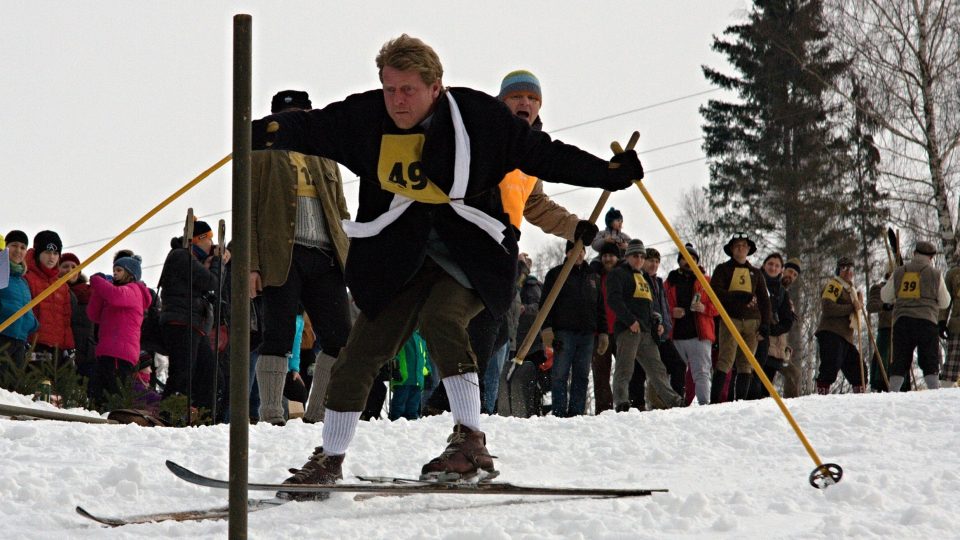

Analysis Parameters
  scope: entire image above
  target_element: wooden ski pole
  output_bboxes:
[505,131,640,382]
[183,209,195,426]
[624,134,841,488]
[210,218,226,422]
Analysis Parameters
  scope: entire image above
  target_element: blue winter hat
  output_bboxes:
[498,70,542,101]
[114,255,142,282]
[604,207,623,228]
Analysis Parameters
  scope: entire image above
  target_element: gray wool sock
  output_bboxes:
[303,352,337,423]
[888,376,905,393]
[322,409,362,455]
[924,374,940,390]
[256,354,288,424]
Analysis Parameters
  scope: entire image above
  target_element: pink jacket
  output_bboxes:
[87,275,152,365]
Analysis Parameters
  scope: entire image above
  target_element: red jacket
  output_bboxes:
[87,274,152,364]
[24,249,75,350]
[664,267,719,343]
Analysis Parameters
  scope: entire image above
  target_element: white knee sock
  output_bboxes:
[321,409,362,456]
[256,354,288,424]
[444,372,481,431]
[303,353,337,422]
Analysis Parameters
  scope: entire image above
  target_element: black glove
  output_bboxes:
[251,118,274,150]
[283,371,308,403]
[605,150,644,191]
[252,112,310,151]
[882,303,893,311]
[939,321,949,340]
[574,220,599,245]
[759,324,770,339]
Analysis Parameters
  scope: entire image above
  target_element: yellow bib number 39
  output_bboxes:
[377,134,450,204]
[898,272,921,299]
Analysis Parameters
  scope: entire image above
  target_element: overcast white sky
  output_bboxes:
[1,0,746,284]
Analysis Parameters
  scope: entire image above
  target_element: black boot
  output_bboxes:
[734,373,752,401]
[710,371,728,404]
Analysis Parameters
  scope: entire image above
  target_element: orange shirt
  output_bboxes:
[499,169,538,229]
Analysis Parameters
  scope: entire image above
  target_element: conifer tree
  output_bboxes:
[699,0,850,262]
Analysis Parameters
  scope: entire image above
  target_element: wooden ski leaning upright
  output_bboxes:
[211,218,226,421]
[182,208,195,425]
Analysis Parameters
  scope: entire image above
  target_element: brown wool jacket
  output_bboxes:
[250,150,350,288]
[945,267,960,334]
[816,276,857,345]
[867,282,892,330]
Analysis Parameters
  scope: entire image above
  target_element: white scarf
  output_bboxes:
[341,93,506,244]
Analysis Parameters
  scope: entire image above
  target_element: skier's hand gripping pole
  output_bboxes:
[505,131,640,382]
[612,135,842,489]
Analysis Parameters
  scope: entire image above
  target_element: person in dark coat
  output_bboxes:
[607,240,683,411]
[158,220,228,415]
[255,34,643,495]
[540,241,608,417]
[59,253,95,384]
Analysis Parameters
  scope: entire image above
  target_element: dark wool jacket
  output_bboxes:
[69,279,96,365]
[541,262,607,334]
[253,87,614,319]
[517,275,543,354]
[605,261,656,335]
[764,273,796,337]
[158,241,223,328]
[710,259,772,326]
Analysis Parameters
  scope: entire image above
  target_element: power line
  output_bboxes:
[63,209,232,250]
[551,89,720,133]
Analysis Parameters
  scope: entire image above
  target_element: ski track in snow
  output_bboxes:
[1,387,957,539]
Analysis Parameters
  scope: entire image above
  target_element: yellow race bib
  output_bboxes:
[633,274,653,300]
[898,272,921,299]
[377,134,450,204]
[289,152,319,198]
[729,267,753,293]
[822,279,843,302]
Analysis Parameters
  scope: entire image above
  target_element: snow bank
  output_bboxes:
[1,389,957,539]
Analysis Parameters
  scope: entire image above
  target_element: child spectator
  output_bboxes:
[25,230,75,365]
[389,330,430,421]
[86,256,152,408]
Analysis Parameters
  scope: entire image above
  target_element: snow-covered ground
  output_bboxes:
[1,387,957,539]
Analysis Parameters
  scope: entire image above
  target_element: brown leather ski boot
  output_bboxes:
[420,424,498,482]
[277,447,344,501]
